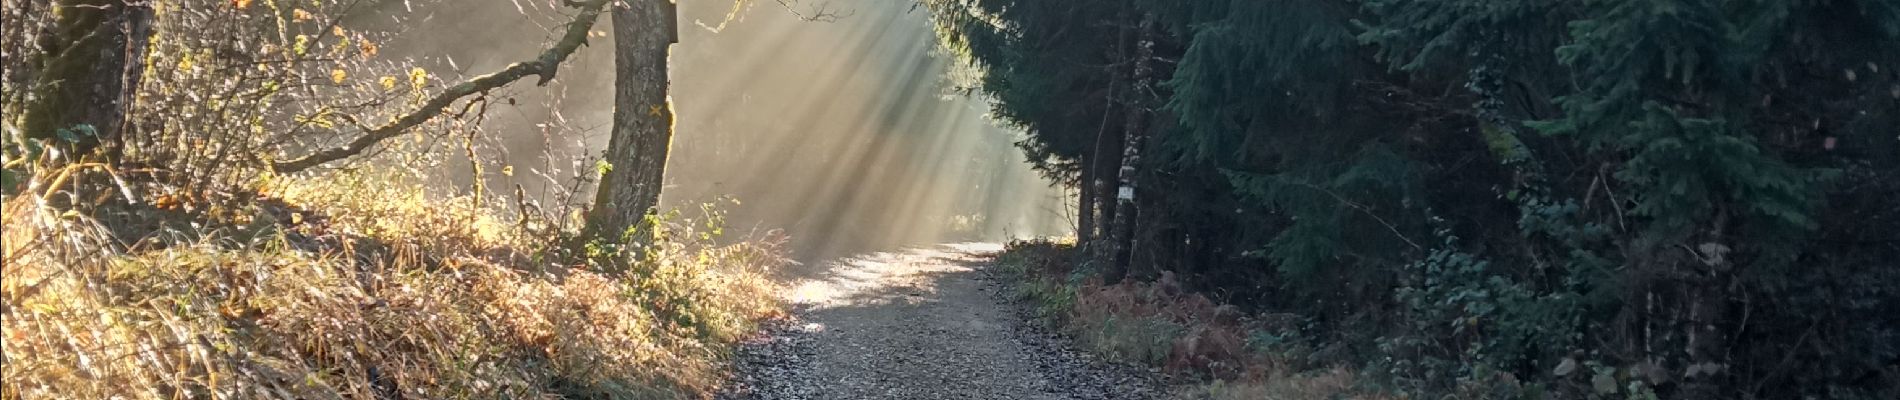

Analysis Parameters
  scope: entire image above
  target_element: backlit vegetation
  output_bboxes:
[2,171,787,399]
[2,1,788,398]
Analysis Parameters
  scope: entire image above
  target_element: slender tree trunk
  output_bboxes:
[1090,126,1124,259]
[1088,14,1131,272]
[1077,156,1096,241]
[1090,134,1121,248]
[1089,125,1122,247]
[1104,15,1154,285]
[2,1,43,133]
[21,0,152,158]
[1079,80,1116,243]
[587,0,679,244]
[1677,216,1734,397]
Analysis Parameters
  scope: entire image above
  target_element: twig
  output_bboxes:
[1286,180,1425,251]
[698,0,851,33]
[270,0,611,173]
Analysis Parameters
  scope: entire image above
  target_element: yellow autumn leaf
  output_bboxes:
[409,67,428,90]
[292,9,314,21]
[501,165,514,177]
[330,69,347,84]
[295,111,336,129]
[234,0,252,9]
[379,76,397,90]
[293,35,310,56]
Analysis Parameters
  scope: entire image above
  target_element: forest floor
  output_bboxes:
[717,243,1162,400]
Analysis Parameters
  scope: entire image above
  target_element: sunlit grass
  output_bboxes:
[1,170,786,399]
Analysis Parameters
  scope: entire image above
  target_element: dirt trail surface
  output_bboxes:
[717,243,1160,400]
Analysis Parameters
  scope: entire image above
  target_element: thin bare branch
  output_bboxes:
[696,0,851,33]
[271,0,611,173]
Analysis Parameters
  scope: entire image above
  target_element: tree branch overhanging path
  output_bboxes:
[270,0,611,174]
[269,0,849,174]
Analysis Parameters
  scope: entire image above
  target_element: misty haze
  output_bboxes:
[4,1,1896,399]
[351,0,1067,263]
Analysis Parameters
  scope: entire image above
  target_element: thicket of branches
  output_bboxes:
[924,0,1899,398]
[2,0,617,214]
[1,1,799,397]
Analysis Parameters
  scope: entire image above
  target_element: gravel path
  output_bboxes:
[718,243,1160,400]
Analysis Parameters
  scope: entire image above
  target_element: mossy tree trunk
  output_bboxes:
[586,0,678,245]
[21,0,152,158]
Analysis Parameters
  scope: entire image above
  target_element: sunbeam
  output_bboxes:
[348,0,1070,262]
[665,0,1069,261]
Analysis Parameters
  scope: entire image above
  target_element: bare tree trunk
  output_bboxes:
[2,1,46,134]
[1079,92,1112,243]
[1077,155,1096,241]
[1104,15,1154,285]
[21,0,152,158]
[586,0,679,244]
[1087,14,1131,273]
[1079,27,1125,246]
[1084,95,1125,262]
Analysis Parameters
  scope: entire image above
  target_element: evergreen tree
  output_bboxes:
[926,0,1899,396]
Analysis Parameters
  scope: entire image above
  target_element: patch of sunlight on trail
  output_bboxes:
[788,243,1005,310]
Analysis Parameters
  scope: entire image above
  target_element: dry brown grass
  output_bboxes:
[1175,367,1401,400]
[998,240,1396,400]
[1,171,787,399]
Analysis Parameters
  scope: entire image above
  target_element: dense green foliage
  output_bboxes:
[924,0,1899,397]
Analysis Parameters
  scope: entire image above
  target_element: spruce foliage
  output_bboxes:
[924,0,1900,397]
